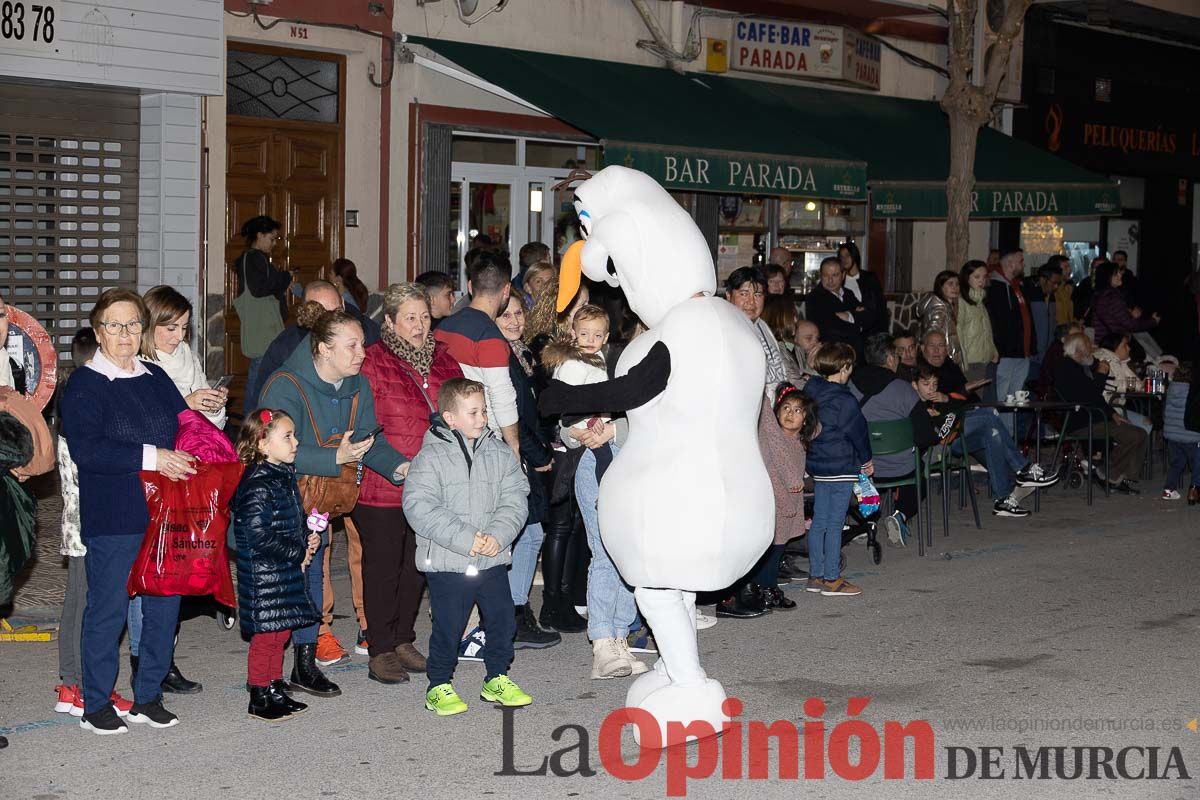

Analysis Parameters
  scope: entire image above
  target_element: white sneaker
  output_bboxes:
[694,609,718,630]
[617,637,649,675]
[1161,489,1182,501]
[590,638,633,680]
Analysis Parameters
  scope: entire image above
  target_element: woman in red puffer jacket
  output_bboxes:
[351,282,462,685]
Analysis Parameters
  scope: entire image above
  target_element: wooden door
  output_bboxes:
[224,124,341,415]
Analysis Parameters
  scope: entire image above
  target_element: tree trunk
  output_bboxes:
[945,104,982,273]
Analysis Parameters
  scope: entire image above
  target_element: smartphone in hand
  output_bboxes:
[214,375,234,390]
[351,424,384,444]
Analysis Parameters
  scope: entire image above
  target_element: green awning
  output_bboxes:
[410,37,867,200]
[411,38,1118,218]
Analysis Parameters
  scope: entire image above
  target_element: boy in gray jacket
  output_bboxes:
[403,378,532,716]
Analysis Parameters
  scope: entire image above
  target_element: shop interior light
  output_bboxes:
[804,200,818,212]
[530,187,543,213]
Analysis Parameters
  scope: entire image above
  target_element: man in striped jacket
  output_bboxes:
[434,250,521,459]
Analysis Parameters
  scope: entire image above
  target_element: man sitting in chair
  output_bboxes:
[1055,332,1148,495]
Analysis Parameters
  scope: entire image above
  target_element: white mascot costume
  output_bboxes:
[541,166,773,747]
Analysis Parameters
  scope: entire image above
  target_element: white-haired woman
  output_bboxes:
[351,283,462,685]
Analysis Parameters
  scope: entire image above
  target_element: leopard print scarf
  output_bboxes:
[381,324,436,377]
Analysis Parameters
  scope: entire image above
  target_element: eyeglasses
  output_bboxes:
[99,319,144,336]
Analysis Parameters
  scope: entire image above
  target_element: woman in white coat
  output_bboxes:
[540,166,772,747]
[141,286,228,429]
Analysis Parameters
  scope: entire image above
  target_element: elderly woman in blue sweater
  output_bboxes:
[61,289,198,735]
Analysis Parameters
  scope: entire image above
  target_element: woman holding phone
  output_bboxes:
[141,286,229,430]
[258,308,410,697]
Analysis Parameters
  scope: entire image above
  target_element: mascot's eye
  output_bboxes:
[606,257,617,278]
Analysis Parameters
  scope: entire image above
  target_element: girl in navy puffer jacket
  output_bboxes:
[802,343,874,597]
[232,409,320,721]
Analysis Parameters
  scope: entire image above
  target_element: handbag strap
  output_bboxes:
[261,371,359,449]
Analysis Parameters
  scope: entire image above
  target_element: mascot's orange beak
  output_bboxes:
[557,240,585,313]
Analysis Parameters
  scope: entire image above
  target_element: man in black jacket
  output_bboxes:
[806,257,864,358]
[838,241,887,337]
[985,249,1032,431]
[1055,333,1147,494]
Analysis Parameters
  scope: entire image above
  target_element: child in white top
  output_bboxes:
[543,304,614,481]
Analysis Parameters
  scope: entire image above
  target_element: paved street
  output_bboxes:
[2,475,1198,800]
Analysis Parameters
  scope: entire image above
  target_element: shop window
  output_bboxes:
[526,141,598,170]
[451,136,516,165]
[227,49,340,124]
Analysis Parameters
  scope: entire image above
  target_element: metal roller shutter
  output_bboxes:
[0,84,139,360]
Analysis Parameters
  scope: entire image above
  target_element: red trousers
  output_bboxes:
[247,630,292,687]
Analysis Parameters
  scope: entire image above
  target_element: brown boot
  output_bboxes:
[1189,487,1199,506]
[367,652,409,685]
[393,643,427,673]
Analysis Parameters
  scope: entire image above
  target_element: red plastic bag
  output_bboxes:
[128,462,244,607]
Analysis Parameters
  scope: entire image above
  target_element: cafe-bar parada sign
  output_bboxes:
[731,18,881,90]
[604,142,867,201]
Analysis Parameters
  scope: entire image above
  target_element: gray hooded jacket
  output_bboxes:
[403,418,530,574]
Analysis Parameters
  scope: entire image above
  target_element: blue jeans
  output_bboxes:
[809,481,853,582]
[994,358,1030,433]
[963,407,1027,498]
[1122,408,1153,436]
[82,534,180,713]
[126,595,143,656]
[1164,441,1200,490]
[508,522,544,606]
[576,445,636,641]
[244,357,263,416]
[293,538,325,645]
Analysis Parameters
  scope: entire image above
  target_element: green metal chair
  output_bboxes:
[924,414,982,539]
[867,418,930,556]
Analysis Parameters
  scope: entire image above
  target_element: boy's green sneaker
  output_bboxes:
[425,683,468,716]
[480,675,532,707]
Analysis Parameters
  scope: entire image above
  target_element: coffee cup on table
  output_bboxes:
[1015,390,1031,404]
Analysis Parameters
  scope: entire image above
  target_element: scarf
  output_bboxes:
[509,336,535,378]
[153,343,204,396]
[754,318,787,386]
[382,324,436,377]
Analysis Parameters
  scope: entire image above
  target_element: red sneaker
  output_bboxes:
[54,683,77,713]
[315,632,348,666]
[70,688,84,717]
[110,691,133,717]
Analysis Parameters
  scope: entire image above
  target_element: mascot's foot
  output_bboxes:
[629,679,729,748]
[624,659,671,709]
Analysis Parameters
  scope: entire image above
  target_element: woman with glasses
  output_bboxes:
[61,288,199,735]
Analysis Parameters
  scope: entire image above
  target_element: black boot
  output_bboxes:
[289,643,341,697]
[538,500,588,633]
[268,680,308,714]
[247,686,293,721]
[161,661,203,694]
[513,604,561,649]
[715,583,768,619]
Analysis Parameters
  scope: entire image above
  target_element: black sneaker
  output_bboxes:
[992,496,1031,518]
[1015,463,1060,488]
[1113,479,1140,495]
[126,699,179,729]
[79,705,128,736]
[513,605,561,650]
